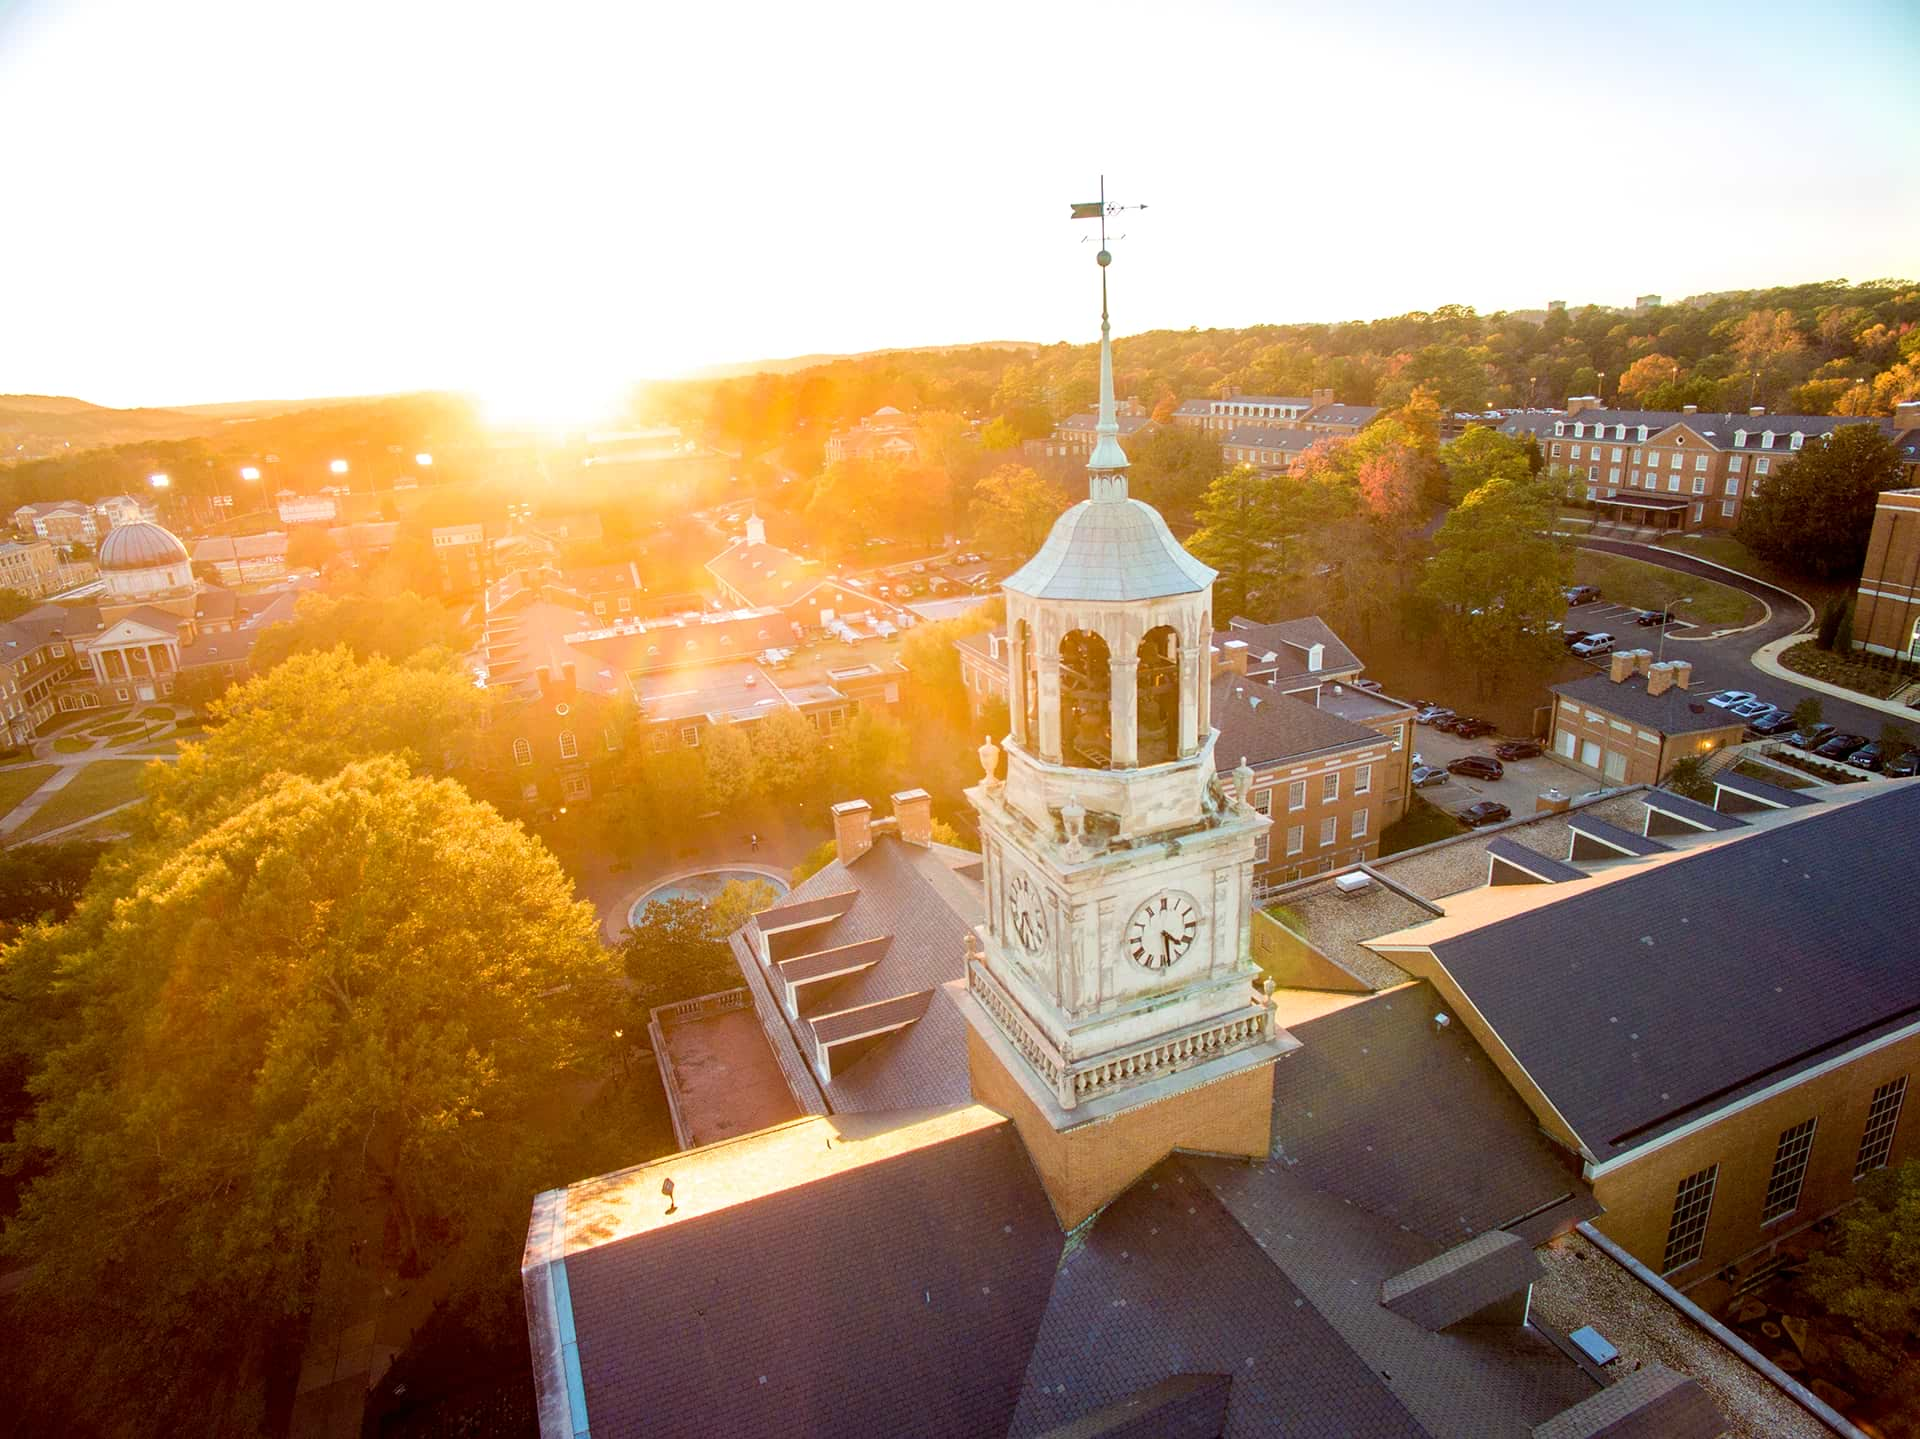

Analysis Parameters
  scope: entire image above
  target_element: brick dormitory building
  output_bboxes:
[1502,395,1920,533]
[520,262,1901,1437]
[1852,485,1920,662]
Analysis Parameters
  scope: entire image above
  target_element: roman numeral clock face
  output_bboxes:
[1007,871,1048,955]
[1127,891,1200,972]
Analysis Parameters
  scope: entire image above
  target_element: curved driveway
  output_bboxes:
[1576,539,1903,740]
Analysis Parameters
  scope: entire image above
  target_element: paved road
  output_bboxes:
[1574,540,1908,741]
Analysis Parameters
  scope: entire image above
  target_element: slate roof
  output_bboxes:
[1213,674,1381,768]
[1550,672,1742,736]
[1565,813,1670,859]
[1223,615,1362,679]
[1380,1231,1541,1331]
[1531,1363,1725,1439]
[1418,782,1920,1160]
[1219,425,1323,453]
[1486,836,1588,884]
[705,536,831,609]
[1641,789,1747,834]
[1055,411,1154,438]
[1303,403,1383,428]
[1002,497,1215,602]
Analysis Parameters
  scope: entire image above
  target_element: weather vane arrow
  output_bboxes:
[1069,176,1147,253]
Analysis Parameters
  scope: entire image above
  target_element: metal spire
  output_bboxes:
[1072,176,1146,502]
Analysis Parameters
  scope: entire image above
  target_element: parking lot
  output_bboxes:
[1411,717,1604,822]
[1562,599,1696,659]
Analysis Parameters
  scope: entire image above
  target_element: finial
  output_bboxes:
[1072,176,1144,504]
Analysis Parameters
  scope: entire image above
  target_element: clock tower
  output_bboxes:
[961,219,1297,1227]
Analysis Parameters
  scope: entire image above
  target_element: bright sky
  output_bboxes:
[3,0,1916,416]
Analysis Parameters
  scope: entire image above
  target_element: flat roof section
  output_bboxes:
[655,1000,802,1147]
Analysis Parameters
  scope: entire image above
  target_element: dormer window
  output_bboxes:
[1762,431,1774,449]
[1573,423,1585,438]
[1790,431,1804,450]
[1636,426,1648,441]
[1554,422,1565,436]
[1734,429,1746,447]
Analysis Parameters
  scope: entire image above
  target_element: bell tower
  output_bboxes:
[962,197,1296,1228]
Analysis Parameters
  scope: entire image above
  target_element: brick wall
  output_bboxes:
[1853,490,1920,661]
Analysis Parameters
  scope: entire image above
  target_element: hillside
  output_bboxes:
[681,339,1039,381]
[0,395,220,457]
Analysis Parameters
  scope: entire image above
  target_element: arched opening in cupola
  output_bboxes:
[1015,619,1038,747]
[1059,629,1112,768]
[1136,626,1179,766]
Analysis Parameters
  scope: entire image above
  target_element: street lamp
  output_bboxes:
[329,458,350,476]
[239,466,261,482]
[1657,597,1693,663]
[148,472,170,489]
[414,452,433,467]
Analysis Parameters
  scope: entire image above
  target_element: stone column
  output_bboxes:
[1007,623,1028,749]
[1108,654,1138,768]
[1037,653,1063,764]
[1179,648,1202,755]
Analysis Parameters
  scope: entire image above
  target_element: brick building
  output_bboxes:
[823,406,920,465]
[1218,425,1322,473]
[1171,390,1326,432]
[705,514,905,633]
[432,523,490,596]
[1852,486,1920,661]
[0,538,62,598]
[1548,651,1746,786]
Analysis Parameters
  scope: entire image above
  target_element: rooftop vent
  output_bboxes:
[1568,1325,1618,1366]
[1333,871,1372,895]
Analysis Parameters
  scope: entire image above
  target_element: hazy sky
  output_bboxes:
[3,0,1916,416]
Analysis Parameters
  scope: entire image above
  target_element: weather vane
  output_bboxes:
[1070,176,1147,257]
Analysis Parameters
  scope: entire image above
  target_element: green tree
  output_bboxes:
[0,587,33,621]
[1795,1159,1920,1411]
[1442,425,1533,505]
[169,664,233,717]
[1124,425,1222,524]
[701,721,760,809]
[1661,754,1713,801]
[968,463,1070,559]
[749,707,828,804]
[1420,477,1572,695]
[0,839,109,936]
[707,877,781,935]
[1790,696,1824,734]
[248,590,469,671]
[1736,423,1905,581]
[1876,721,1913,769]
[792,837,838,884]
[1,758,615,1434]
[620,895,736,1010]
[1186,464,1276,621]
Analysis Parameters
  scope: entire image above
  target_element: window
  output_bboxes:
[1350,808,1368,840]
[1721,500,1738,517]
[1762,1118,1818,1224]
[1603,750,1628,781]
[593,601,607,615]
[1556,729,1577,758]
[1668,451,1682,469]
[1611,447,1623,462]
[1354,763,1371,795]
[1570,444,1584,460]
[562,774,590,801]
[1667,475,1681,492]
[1662,1164,1719,1273]
[1609,467,1621,484]
[512,738,533,766]
[1729,454,1744,473]
[1692,477,1706,495]
[617,597,631,612]
[1286,824,1304,856]
[1694,453,1708,472]
[1693,503,1704,523]
[649,729,671,753]
[1756,458,1770,476]
[1580,739,1601,768]
[1551,443,1562,457]
[558,730,578,759]
[1318,816,1337,847]
[1762,431,1775,449]
[1322,772,1339,802]
[681,725,700,747]
[604,727,621,751]
[1725,477,1741,496]
[1288,780,1306,811]
[1857,1076,1908,1177]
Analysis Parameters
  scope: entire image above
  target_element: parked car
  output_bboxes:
[1885,750,1920,778]
[1633,608,1675,627]
[1848,742,1888,771]
[1493,740,1542,761]
[1561,628,1591,648]
[1448,717,1497,739]
[1729,698,1773,720]
[1814,733,1870,762]
[1708,690,1757,709]
[1570,632,1615,657]
[1564,585,1602,605]
[1416,706,1455,725]
[1411,764,1449,788]
[1746,709,1797,738]
[1458,800,1512,827]
[1446,755,1505,780]
[1784,723,1836,751]
[1353,678,1383,693]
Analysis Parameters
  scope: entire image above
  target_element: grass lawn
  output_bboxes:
[138,706,175,720]
[1657,533,1846,613]
[0,763,59,820]
[1572,550,1761,627]
[52,736,95,753]
[88,719,147,737]
[1776,640,1917,701]
[9,760,151,843]
[122,737,180,756]
[1380,795,1466,856]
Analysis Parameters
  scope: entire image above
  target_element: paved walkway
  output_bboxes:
[0,765,80,837]
[1749,635,1920,722]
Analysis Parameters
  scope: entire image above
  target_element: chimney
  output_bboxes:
[1894,400,1920,434]
[1608,651,1636,683]
[831,800,873,863]
[1670,660,1692,690]
[1647,661,1676,697]
[745,513,767,547]
[1535,788,1572,815]
[1631,648,1654,676]
[1306,642,1325,672]
[891,788,932,847]
[1220,639,1250,675]
[1310,387,1334,408]
[560,661,577,693]
[1682,404,1698,415]
[535,665,552,695]
[1749,406,1766,417]
[1565,395,1598,416]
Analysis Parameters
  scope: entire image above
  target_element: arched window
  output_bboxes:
[1060,629,1112,768]
[1136,625,1179,766]
[512,738,532,766]
[558,730,578,759]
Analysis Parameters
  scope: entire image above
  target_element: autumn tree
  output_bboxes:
[0,758,616,1435]
[1616,353,1681,406]
[1731,307,1806,404]
[1736,422,1904,580]
[968,463,1070,560]
[247,590,469,671]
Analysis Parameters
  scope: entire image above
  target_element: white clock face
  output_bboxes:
[1007,870,1048,955]
[1126,891,1201,972]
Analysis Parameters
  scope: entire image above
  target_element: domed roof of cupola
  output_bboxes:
[98,520,190,572]
[1003,499,1214,602]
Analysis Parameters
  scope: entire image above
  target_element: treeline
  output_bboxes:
[652,279,1920,466]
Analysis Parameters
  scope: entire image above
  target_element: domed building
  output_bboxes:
[97,519,194,603]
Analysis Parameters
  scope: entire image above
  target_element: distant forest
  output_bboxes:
[648,278,1920,474]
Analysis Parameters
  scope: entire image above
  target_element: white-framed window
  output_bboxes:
[1662,1164,1719,1274]
[1669,451,1682,469]
[1692,477,1706,494]
[1570,444,1584,460]
[1322,772,1339,803]
[1762,1117,1818,1224]
[558,730,578,759]
[512,738,533,766]
[1631,447,1642,463]
[1556,729,1576,758]
[1609,467,1621,483]
[649,729,671,753]
[1288,780,1306,811]
[1790,431,1804,450]
[561,774,591,801]
[1667,475,1681,492]
[1721,500,1738,517]
[1729,454,1744,473]
[617,596,631,612]
[1354,763,1371,795]
[1693,503,1704,523]
[1611,447,1623,462]
[1286,824,1304,856]
[1603,749,1628,781]
[1580,739,1601,768]
[1350,808,1368,839]
[1857,1075,1908,1177]
[681,725,700,747]
[1551,443,1562,457]
[1762,431,1775,449]
[1756,458,1770,475]
[593,601,606,615]
[1725,477,1740,496]
[1318,815,1337,847]
[1694,453,1708,471]
[1390,723,1404,751]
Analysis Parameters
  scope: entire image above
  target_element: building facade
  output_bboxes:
[1549,653,1747,786]
[1852,487,1920,661]
[0,538,62,598]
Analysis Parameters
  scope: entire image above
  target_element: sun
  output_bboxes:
[468,363,637,435]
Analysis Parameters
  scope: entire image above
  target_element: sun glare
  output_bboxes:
[469,365,636,435]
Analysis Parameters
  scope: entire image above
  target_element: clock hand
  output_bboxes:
[1160,931,1173,967]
